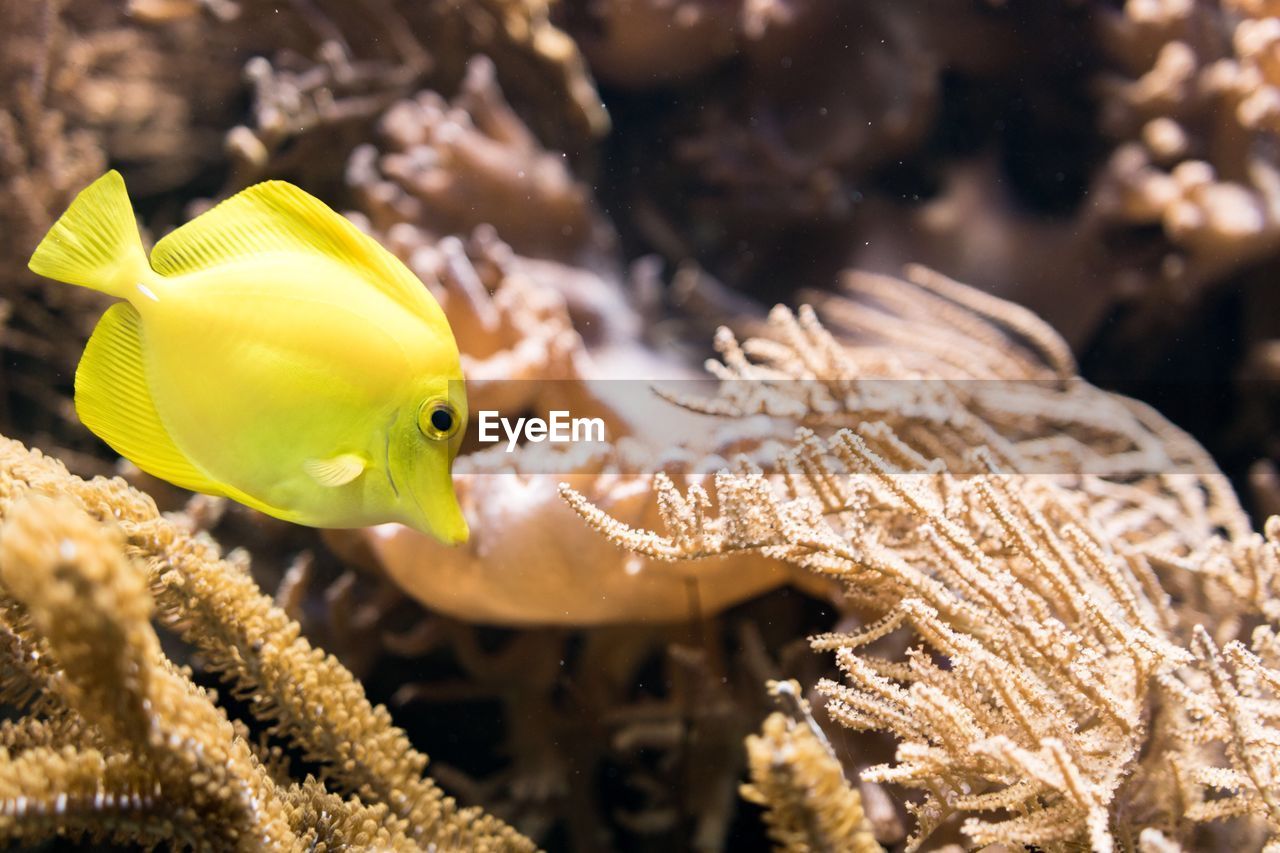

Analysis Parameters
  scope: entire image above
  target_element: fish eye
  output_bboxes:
[419,398,460,441]
[431,408,453,433]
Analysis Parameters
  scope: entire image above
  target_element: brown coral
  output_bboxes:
[0,2,112,479]
[348,55,614,266]
[1091,0,1280,341]
[0,494,302,849]
[0,437,534,851]
[226,40,428,190]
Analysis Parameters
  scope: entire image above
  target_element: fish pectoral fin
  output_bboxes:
[148,180,437,320]
[75,303,225,496]
[303,453,367,487]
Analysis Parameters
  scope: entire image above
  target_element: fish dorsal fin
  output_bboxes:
[75,303,226,495]
[303,454,367,487]
[149,181,439,320]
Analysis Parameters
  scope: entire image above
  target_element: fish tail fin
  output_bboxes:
[28,170,149,299]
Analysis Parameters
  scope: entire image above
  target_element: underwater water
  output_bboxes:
[3,1,1280,851]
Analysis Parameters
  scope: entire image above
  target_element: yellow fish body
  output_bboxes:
[28,171,469,544]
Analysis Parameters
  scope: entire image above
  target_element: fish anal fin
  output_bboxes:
[303,454,367,487]
[75,303,224,495]
[149,181,435,319]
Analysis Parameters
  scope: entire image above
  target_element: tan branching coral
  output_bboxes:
[642,266,1248,550]
[565,422,1280,849]
[1171,626,1280,836]
[0,494,302,848]
[0,437,534,851]
[741,680,882,853]
[562,271,1280,849]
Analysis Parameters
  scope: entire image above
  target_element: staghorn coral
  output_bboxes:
[741,680,882,853]
[0,494,301,848]
[0,436,534,851]
[649,265,1247,548]
[562,271,1280,850]
[1163,624,1280,840]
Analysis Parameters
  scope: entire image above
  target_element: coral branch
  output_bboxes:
[0,438,535,851]
[741,680,882,853]
[0,493,299,848]
[564,279,1280,849]
[0,746,171,848]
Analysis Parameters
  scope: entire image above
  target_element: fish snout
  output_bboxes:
[440,519,470,546]
[407,479,470,546]
[433,504,469,546]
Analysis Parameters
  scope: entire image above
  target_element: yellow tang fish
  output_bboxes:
[28,171,469,544]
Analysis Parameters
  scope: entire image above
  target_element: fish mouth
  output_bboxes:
[436,518,469,546]
[406,477,470,546]
[424,509,469,546]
